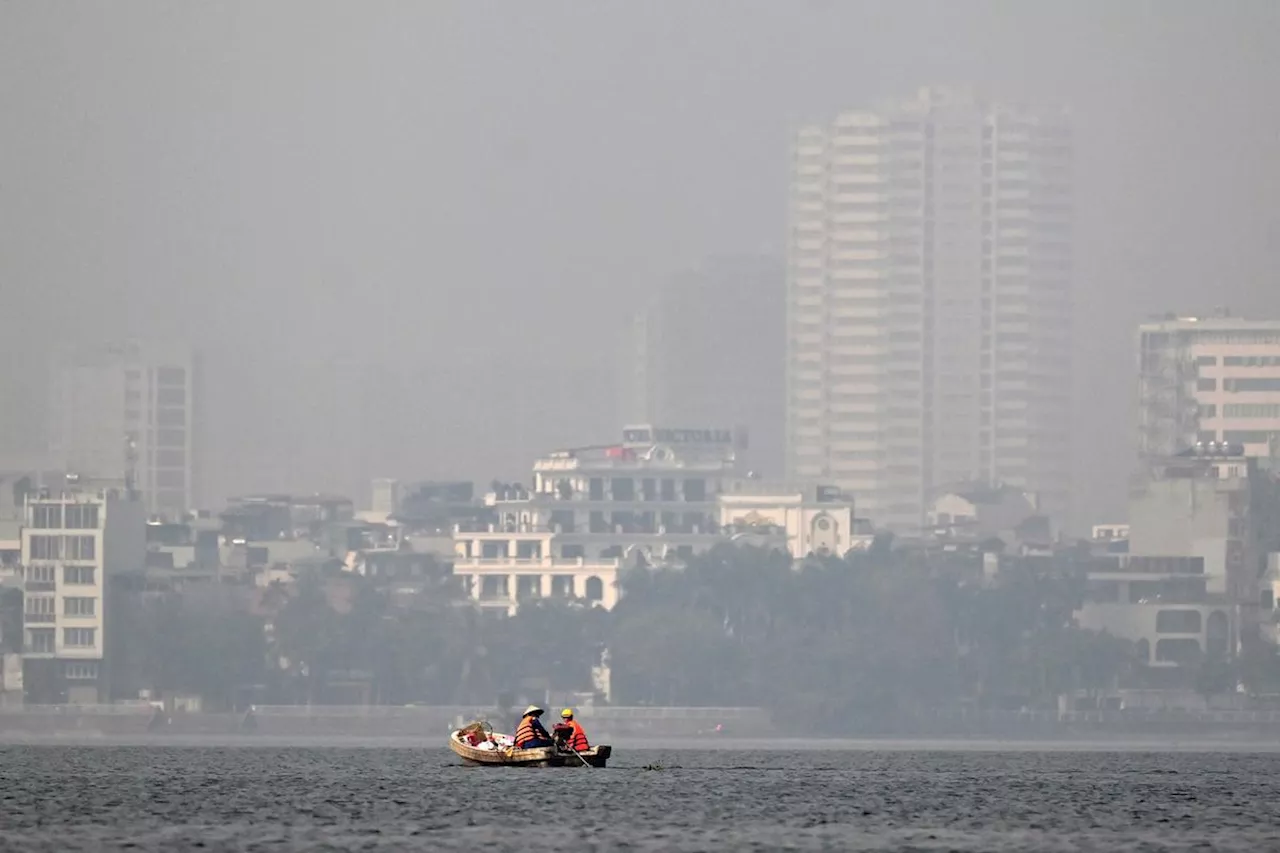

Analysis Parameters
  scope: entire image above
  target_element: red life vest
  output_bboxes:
[514,715,546,748]
[564,719,589,751]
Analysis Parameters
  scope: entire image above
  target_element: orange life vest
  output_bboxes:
[514,715,546,748]
[564,719,589,751]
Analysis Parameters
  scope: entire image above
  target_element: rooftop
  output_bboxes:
[1139,315,1280,333]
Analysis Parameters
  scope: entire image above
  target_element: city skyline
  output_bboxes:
[3,3,1280,532]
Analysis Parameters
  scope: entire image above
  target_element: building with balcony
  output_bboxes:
[451,555,620,617]
[1077,554,1231,667]
[18,480,146,702]
[460,425,748,567]
[1137,315,1280,462]
[455,426,867,612]
[786,86,1073,533]
[1076,443,1280,670]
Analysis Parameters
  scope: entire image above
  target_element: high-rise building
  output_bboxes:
[48,341,199,517]
[1137,315,1280,460]
[620,256,785,476]
[785,86,1073,531]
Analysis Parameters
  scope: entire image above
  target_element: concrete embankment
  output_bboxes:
[0,704,769,740]
[5,706,1280,742]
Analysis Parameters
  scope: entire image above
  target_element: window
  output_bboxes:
[64,504,99,529]
[584,576,604,603]
[479,576,508,600]
[1196,378,1217,392]
[1155,638,1201,664]
[156,367,186,385]
[28,535,61,560]
[63,628,96,648]
[1195,355,1218,367]
[1224,377,1280,393]
[156,470,185,489]
[1155,609,1202,633]
[157,429,186,448]
[156,409,186,427]
[25,595,54,616]
[64,536,95,561]
[1223,430,1280,445]
[64,566,96,585]
[64,597,96,617]
[156,387,185,406]
[65,663,99,680]
[1223,355,1280,367]
[610,478,635,502]
[1223,403,1280,419]
[1199,404,1217,419]
[515,575,541,602]
[26,628,55,654]
[31,504,62,529]
[26,564,56,583]
[156,449,186,468]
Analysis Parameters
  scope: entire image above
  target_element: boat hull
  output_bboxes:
[449,730,611,767]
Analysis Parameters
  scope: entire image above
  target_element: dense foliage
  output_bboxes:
[117,543,1280,730]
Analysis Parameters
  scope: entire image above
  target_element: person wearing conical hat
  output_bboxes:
[514,704,552,749]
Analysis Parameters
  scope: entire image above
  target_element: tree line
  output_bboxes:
[113,542,1280,732]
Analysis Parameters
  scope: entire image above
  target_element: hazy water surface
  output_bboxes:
[1,745,1277,851]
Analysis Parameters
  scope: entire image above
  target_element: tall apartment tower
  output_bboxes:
[1137,315,1280,460]
[785,86,1073,531]
[48,341,199,517]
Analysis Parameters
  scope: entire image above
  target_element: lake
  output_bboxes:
[1,741,1277,850]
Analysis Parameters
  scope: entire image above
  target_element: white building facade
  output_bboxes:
[19,485,145,702]
[1137,316,1280,461]
[454,426,860,612]
[718,480,859,559]
[49,340,199,518]
[785,85,1073,533]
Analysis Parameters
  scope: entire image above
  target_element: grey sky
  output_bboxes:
[2,1,1279,525]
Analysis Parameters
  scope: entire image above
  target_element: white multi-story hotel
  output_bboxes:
[454,426,746,614]
[20,481,145,703]
[785,86,1073,532]
[48,340,199,518]
[453,425,857,614]
[1137,316,1280,460]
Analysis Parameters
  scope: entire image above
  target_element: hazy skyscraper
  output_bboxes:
[48,341,199,516]
[785,86,1073,531]
[621,256,785,475]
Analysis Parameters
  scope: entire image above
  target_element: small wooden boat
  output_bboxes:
[449,726,612,767]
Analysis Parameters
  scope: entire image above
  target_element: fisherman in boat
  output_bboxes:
[551,708,590,752]
[513,704,553,749]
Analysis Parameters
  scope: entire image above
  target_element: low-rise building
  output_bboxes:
[927,484,1045,545]
[465,425,746,566]
[1076,443,1280,671]
[718,480,856,559]
[451,555,620,617]
[1077,554,1232,667]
